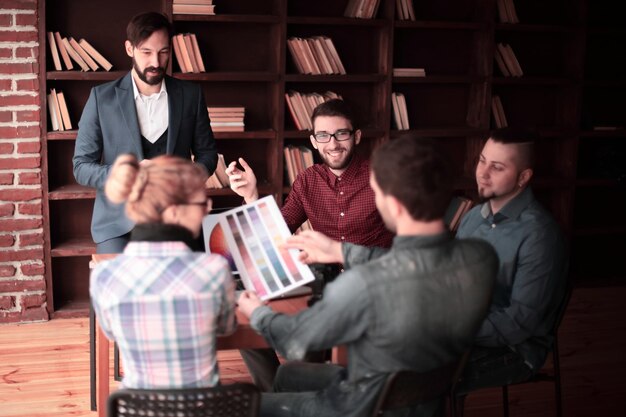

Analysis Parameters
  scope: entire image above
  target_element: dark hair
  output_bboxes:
[311,99,357,130]
[488,127,537,169]
[126,12,173,47]
[371,136,453,221]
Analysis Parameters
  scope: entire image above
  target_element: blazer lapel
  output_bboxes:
[166,76,182,154]
[115,73,143,158]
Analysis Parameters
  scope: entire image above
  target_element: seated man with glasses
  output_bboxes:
[226,99,394,391]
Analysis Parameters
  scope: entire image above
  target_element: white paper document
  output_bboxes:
[202,196,314,300]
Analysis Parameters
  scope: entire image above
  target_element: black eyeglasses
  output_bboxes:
[312,129,354,143]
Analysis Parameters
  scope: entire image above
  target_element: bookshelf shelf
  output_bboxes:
[392,76,485,84]
[286,17,388,27]
[47,130,77,140]
[172,14,281,24]
[174,72,279,82]
[46,71,127,81]
[48,184,95,200]
[395,21,483,30]
[284,74,385,82]
[492,77,576,86]
[50,238,96,257]
[494,24,579,33]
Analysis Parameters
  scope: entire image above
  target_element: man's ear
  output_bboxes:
[518,168,533,188]
[309,135,318,150]
[354,129,362,145]
[125,40,134,58]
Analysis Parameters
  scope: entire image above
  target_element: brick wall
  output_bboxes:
[0,0,47,324]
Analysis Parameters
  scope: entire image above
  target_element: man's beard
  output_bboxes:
[133,58,165,86]
[318,144,356,171]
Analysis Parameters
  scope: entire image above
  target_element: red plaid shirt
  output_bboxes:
[281,155,394,248]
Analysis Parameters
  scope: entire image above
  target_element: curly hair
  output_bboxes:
[108,155,208,224]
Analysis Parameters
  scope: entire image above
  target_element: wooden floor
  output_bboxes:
[1,285,625,417]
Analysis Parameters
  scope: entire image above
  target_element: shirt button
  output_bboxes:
[340,212,344,217]
[341,236,345,240]
[338,178,342,181]
[491,223,496,228]
[339,191,344,195]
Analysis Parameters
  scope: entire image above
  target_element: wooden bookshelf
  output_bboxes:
[39,0,619,316]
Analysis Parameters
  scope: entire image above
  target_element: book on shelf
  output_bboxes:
[173,33,205,73]
[396,0,416,21]
[391,92,410,130]
[444,196,473,232]
[495,43,523,77]
[494,45,511,77]
[498,0,519,24]
[491,95,508,128]
[53,32,73,70]
[56,91,72,130]
[61,37,90,71]
[201,195,315,301]
[189,34,206,72]
[182,34,200,73]
[47,32,62,71]
[68,37,99,71]
[172,4,216,15]
[344,0,381,19]
[208,106,245,132]
[78,39,113,71]
[284,145,314,185]
[285,91,342,131]
[393,67,426,77]
[47,91,60,131]
[47,88,65,131]
[287,36,346,75]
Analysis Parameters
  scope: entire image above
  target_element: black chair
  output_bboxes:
[499,285,572,417]
[107,383,261,417]
[371,352,470,417]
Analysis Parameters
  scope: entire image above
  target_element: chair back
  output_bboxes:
[371,352,470,416]
[107,383,260,417]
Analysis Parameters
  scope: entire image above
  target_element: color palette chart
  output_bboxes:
[203,196,314,300]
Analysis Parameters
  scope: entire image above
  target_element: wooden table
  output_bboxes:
[91,254,309,417]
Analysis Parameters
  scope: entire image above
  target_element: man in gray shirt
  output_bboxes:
[455,128,568,394]
[238,137,498,417]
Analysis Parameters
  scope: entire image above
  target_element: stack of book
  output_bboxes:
[287,37,346,75]
[391,92,410,130]
[444,196,473,232]
[396,0,416,20]
[172,0,215,15]
[285,91,343,131]
[496,0,519,23]
[47,88,72,131]
[205,154,230,189]
[344,0,381,19]
[494,43,523,77]
[173,33,205,73]
[393,67,426,77]
[491,95,508,128]
[47,32,112,71]
[208,106,245,132]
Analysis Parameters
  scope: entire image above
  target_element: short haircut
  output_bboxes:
[488,127,537,169]
[311,99,357,130]
[126,12,173,47]
[371,136,453,221]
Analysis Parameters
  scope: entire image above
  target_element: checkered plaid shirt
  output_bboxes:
[282,155,394,248]
[90,241,236,389]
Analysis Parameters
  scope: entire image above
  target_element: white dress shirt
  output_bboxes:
[131,77,168,143]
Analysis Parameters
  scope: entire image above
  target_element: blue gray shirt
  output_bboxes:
[456,187,567,370]
[251,233,497,417]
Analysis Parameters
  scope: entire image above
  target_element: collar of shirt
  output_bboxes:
[325,154,367,187]
[123,240,192,257]
[131,76,168,143]
[480,187,534,223]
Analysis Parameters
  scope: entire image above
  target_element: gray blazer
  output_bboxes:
[73,73,217,244]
